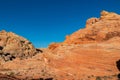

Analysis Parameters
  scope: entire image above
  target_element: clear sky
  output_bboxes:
[0,0,120,48]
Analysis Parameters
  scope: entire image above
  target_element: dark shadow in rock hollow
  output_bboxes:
[116,60,120,71]
[36,49,43,53]
[116,60,120,79]
[33,78,53,80]
[0,46,3,50]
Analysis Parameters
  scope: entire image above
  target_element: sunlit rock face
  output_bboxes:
[0,11,120,80]
[62,10,120,45]
[0,30,38,61]
[45,11,120,80]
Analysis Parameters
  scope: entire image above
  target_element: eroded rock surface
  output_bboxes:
[62,10,120,45]
[0,30,39,61]
[0,73,21,80]
[0,11,120,80]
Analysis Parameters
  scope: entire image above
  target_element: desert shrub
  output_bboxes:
[96,76,101,80]
[7,72,15,76]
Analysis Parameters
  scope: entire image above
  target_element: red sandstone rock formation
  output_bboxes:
[0,11,120,80]
[0,30,39,61]
[62,10,120,45]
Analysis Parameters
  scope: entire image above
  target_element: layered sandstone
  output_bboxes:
[62,10,120,45]
[0,11,120,80]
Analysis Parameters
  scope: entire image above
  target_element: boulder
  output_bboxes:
[0,30,38,61]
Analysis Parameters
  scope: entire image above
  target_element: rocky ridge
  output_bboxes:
[0,30,40,61]
[62,10,120,44]
[0,11,120,80]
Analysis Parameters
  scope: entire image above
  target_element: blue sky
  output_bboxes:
[0,0,120,48]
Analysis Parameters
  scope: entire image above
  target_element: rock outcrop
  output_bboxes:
[0,11,120,80]
[62,10,120,45]
[0,73,21,80]
[45,11,120,80]
[0,30,38,61]
[48,43,60,50]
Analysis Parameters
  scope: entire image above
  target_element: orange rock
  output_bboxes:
[0,30,39,61]
[0,11,120,80]
[86,17,99,28]
[48,42,60,50]
[63,10,120,45]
